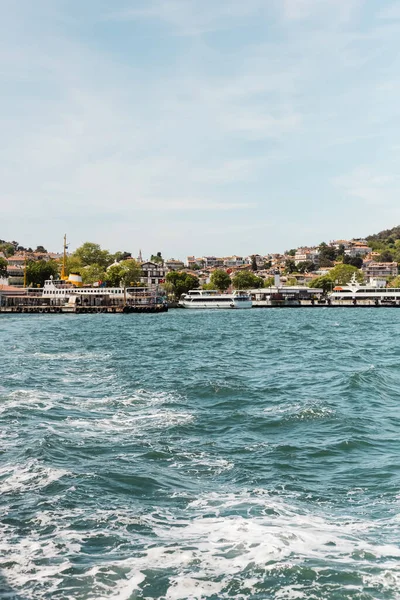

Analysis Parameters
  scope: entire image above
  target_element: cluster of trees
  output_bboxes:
[308,264,364,293]
[66,242,140,286]
[0,239,48,257]
[165,269,272,299]
[26,260,59,287]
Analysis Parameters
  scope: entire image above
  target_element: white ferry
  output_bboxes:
[329,275,400,305]
[41,278,166,307]
[179,289,252,309]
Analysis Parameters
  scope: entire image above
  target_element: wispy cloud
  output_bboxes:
[2,0,400,256]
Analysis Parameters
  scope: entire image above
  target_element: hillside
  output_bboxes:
[366,225,400,262]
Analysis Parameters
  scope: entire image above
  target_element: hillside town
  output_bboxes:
[0,235,399,292]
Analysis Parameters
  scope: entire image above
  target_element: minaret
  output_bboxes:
[138,249,143,262]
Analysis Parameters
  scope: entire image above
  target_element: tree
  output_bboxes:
[26,260,59,287]
[343,255,363,269]
[72,242,112,269]
[35,245,47,253]
[105,263,124,286]
[319,242,337,263]
[81,264,106,285]
[232,271,263,289]
[286,249,296,256]
[296,261,315,273]
[308,275,333,294]
[113,251,132,262]
[284,259,296,274]
[150,252,164,264]
[285,276,298,286]
[263,276,275,287]
[318,257,335,267]
[210,269,231,291]
[120,260,142,286]
[65,255,83,276]
[389,276,400,288]
[378,250,394,263]
[0,243,15,256]
[166,271,199,298]
[0,257,7,278]
[329,264,364,285]
[251,255,258,271]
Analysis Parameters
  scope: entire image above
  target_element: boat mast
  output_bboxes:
[61,234,67,280]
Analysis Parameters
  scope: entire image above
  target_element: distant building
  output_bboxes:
[223,256,246,268]
[202,256,224,268]
[165,258,185,271]
[294,247,319,265]
[362,262,398,279]
[186,256,204,269]
[345,243,372,258]
[140,261,166,288]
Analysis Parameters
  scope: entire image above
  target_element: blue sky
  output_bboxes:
[2,0,400,258]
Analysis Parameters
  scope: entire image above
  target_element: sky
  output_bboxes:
[2,0,400,258]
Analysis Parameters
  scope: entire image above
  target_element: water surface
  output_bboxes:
[1,309,400,599]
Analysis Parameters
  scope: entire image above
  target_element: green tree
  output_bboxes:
[378,250,394,263]
[329,264,364,285]
[285,277,298,286]
[150,252,164,264]
[66,255,83,276]
[389,276,400,288]
[232,271,263,289]
[319,242,337,262]
[26,260,59,287]
[284,259,296,273]
[166,271,199,298]
[113,251,132,262]
[251,255,258,271]
[81,264,106,285]
[318,256,335,267]
[35,245,47,253]
[105,263,124,286]
[308,275,333,293]
[119,259,142,286]
[73,242,112,269]
[210,269,231,291]
[286,249,296,256]
[0,243,15,256]
[343,255,363,269]
[0,257,8,278]
[296,261,315,273]
[263,276,275,287]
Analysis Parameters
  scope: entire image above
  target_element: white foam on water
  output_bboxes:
[131,491,400,599]
[169,451,233,474]
[0,459,69,494]
[1,491,400,599]
[32,351,111,361]
[0,389,65,414]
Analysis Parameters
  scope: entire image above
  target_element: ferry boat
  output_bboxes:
[41,278,167,309]
[179,289,252,309]
[329,274,400,305]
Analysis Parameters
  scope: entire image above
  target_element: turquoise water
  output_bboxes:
[1,309,400,599]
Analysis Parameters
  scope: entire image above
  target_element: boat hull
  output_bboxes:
[180,300,252,309]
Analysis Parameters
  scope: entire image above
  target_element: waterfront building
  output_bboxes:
[140,261,166,288]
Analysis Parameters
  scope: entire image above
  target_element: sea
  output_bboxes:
[1,309,400,600]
